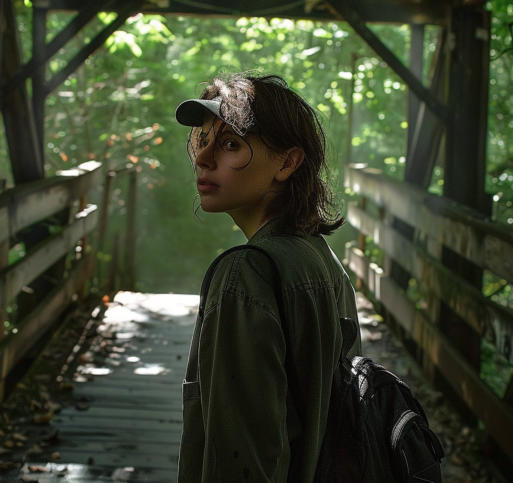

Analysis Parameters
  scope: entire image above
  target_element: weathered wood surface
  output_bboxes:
[345,164,513,284]
[0,254,95,398]
[0,161,101,245]
[0,204,98,307]
[345,242,513,462]
[347,203,513,361]
[19,292,198,482]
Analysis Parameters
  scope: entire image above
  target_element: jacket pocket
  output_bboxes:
[183,379,201,401]
[178,380,204,483]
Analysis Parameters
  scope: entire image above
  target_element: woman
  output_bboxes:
[175,73,360,482]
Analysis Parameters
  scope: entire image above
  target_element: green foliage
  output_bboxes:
[481,339,513,397]
[3,3,512,298]
[486,0,513,225]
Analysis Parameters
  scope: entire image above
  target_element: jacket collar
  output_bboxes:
[248,217,297,243]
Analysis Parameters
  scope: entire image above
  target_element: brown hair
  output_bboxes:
[197,73,343,235]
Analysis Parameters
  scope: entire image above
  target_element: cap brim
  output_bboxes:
[175,98,221,127]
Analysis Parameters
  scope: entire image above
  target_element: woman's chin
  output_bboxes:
[199,202,223,213]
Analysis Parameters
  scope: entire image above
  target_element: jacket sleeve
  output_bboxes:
[197,275,290,482]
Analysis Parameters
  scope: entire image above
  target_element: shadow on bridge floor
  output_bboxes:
[2,291,502,482]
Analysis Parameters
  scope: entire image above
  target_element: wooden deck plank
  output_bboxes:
[19,292,197,481]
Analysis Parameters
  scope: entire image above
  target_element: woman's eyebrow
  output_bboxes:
[219,124,246,138]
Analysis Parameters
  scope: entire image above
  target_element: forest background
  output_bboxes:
[1,0,512,299]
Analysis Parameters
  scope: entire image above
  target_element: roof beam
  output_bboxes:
[43,0,450,25]
[1,3,102,98]
[326,0,451,123]
[1,0,43,182]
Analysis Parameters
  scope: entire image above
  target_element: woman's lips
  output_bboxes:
[197,179,219,193]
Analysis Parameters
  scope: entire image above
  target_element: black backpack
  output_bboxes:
[314,316,445,483]
[201,244,445,483]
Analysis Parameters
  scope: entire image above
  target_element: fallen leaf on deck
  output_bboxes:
[79,352,94,363]
[33,411,53,424]
[59,381,75,391]
[12,433,28,442]
[0,461,18,470]
[27,465,49,473]
[75,401,90,411]
[26,444,43,455]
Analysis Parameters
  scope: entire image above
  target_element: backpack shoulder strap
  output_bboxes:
[198,245,270,318]
[196,243,305,420]
[293,236,358,360]
[187,245,268,381]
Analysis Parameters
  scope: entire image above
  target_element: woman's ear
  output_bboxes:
[274,147,304,182]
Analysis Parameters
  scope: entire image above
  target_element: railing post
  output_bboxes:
[124,169,137,291]
[98,171,114,251]
[0,211,8,400]
[108,232,120,294]
[356,196,366,291]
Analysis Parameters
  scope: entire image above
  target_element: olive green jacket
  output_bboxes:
[178,219,360,482]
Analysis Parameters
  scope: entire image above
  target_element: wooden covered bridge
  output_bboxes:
[1,0,512,481]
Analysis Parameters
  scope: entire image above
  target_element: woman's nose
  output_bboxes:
[195,141,216,169]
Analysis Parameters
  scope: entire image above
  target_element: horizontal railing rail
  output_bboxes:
[0,161,101,399]
[344,163,513,462]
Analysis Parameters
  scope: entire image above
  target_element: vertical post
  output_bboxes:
[97,171,114,291]
[407,24,424,157]
[108,232,120,294]
[344,53,357,167]
[0,208,9,400]
[356,196,366,291]
[1,0,43,183]
[440,6,491,373]
[0,0,4,73]
[124,169,137,291]
[444,6,490,214]
[98,171,114,251]
[32,4,47,160]
[0,215,8,342]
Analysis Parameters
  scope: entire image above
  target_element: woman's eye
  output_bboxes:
[221,138,239,150]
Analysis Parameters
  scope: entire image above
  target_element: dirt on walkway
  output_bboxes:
[0,292,509,482]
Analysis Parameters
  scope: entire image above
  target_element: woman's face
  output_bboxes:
[190,116,282,228]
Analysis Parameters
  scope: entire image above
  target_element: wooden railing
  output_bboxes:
[96,165,138,293]
[344,163,513,461]
[0,161,103,399]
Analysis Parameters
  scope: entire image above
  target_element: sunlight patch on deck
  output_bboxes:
[17,293,198,481]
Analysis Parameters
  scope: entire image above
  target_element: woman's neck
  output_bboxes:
[230,211,273,239]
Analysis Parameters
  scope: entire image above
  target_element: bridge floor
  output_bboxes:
[3,292,500,482]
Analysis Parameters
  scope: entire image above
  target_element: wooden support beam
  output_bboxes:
[441,5,491,374]
[124,170,138,291]
[407,24,424,157]
[444,6,491,214]
[32,5,47,160]
[0,207,7,344]
[1,0,43,183]
[1,3,104,98]
[406,30,447,188]
[326,0,450,123]
[344,53,357,167]
[44,1,141,96]
[0,0,4,71]
[43,0,451,25]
